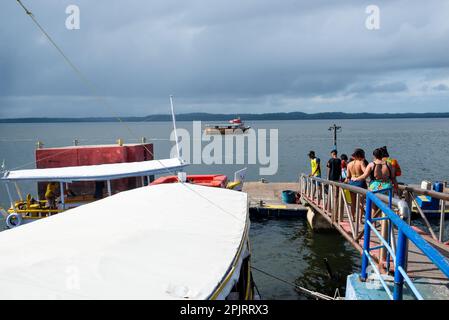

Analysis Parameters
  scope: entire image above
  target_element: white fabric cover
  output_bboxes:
[1,158,187,182]
[0,183,248,299]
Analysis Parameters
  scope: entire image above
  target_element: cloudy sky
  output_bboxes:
[1,0,449,117]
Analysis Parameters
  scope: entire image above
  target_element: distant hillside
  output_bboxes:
[1,112,449,123]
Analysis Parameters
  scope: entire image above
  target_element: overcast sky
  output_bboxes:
[1,0,449,117]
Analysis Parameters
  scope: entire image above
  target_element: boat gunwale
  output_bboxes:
[208,200,251,300]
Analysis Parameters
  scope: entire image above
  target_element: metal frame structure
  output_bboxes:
[300,174,449,300]
[360,190,449,300]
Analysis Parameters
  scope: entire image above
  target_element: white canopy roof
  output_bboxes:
[0,183,249,299]
[1,158,187,182]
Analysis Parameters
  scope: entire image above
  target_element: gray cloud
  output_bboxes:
[1,0,449,117]
[433,84,449,91]
[348,81,408,96]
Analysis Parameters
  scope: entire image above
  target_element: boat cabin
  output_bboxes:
[0,183,255,299]
[0,158,187,228]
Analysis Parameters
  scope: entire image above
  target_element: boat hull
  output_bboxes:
[151,174,228,188]
[205,126,251,135]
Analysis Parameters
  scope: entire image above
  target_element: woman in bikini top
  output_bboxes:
[352,148,398,191]
[346,148,368,188]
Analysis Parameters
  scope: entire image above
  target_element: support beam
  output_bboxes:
[59,182,65,210]
[107,180,112,197]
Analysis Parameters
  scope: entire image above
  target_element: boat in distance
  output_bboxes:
[204,117,251,135]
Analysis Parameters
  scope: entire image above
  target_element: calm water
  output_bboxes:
[0,118,448,299]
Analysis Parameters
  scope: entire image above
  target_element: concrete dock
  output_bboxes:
[243,181,308,218]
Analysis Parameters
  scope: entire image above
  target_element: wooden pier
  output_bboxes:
[298,174,449,299]
[242,177,449,299]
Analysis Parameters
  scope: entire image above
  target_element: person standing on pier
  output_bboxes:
[308,150,322,204]
[327,149,342,182]
[352,148,398,192]
[346,148,368,219]
[381,146,402,178]
[45,182,58,209]
[352,148,398,272]
[346,148,367,188]
[308,151,321,178]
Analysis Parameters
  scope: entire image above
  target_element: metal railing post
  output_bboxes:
[59,182,65,210]
[393,229,407,300]
[439,200,446,243]
[360,196,372,281]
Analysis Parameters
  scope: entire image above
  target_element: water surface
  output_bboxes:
[0,118,447,299]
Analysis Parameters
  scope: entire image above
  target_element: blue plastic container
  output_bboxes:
[281,190,297,204]
[433,182,444,193]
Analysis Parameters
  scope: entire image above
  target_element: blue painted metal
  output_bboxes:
[360,196,372,281]
[398,267,424,300]
[394,229,407,300]
[363,249,393,300]
[360,190,449,300]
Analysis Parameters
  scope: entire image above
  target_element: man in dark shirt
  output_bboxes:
[327,149,342,181]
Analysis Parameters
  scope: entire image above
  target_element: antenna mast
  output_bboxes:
[328,124,342,150]
[169,95,180,159]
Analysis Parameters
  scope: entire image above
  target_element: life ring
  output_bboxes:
[6,213,22,229]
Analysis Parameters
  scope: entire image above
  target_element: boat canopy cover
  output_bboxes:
[0,158,187,182]
[0,183,248,299]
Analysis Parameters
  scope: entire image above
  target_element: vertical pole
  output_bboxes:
[59,182,65,210]
[169,95,181,159]
[107,180,112,197]
[440,200,446,243]
[338,188,344,222]
[355,193,360,234]
[386,220,392,273]
[14,182,23,201]
[321,183,325,207]
[388,189,393,209]
[5,183,15,210]
[333,127,337,150]
[404,191,412,273]
[386,188,393,273]
[361,195,372,281]
[379,189,392,273]
[393,229,407,300]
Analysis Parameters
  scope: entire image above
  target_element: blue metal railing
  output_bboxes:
[360,189,449,300]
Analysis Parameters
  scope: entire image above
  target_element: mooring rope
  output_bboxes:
[251,266,337,300]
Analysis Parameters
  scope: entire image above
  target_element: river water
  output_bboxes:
[0,118,448,299]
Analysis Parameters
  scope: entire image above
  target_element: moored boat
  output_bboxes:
[0,183,255,299]
[151,174,228,188]
[0,158,187,228]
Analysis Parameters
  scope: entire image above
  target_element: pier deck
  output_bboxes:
[307,199,449,285]
[243,178,449,298]
[299,175,449,299]
[243,181,307,218]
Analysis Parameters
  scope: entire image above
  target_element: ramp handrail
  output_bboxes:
[299,174,409,252]
[300,175,448,244]
[398,184,448,243]
[360,190,449,300]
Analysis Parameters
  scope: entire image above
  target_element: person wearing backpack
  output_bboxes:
[381,146,401,177]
